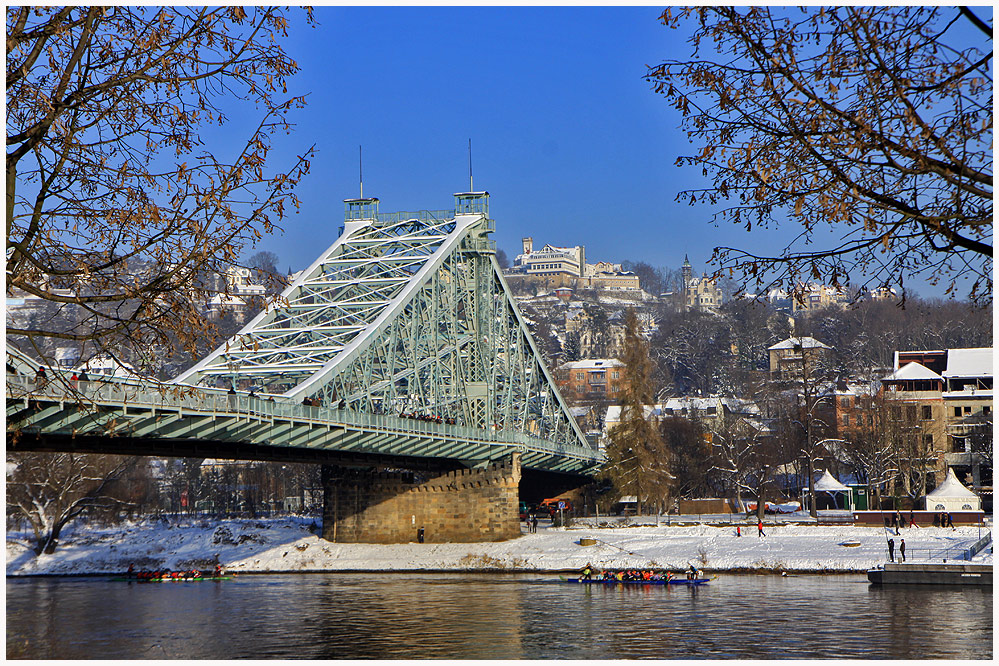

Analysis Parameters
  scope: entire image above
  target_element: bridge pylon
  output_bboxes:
[173,191,595,464]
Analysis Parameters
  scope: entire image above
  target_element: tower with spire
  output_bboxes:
[682,255,692,292]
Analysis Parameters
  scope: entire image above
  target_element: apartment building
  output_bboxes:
[556,359,625,399]
[882,348,992,494]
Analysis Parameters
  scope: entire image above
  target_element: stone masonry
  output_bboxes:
[321,453,522,544]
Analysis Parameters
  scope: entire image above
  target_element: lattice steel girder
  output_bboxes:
[170,195,597,466]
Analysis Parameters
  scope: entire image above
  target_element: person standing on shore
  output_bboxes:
[531,514,538,533]
[900,538,906,562]
[417,526,425,543]
[888,538,895,562]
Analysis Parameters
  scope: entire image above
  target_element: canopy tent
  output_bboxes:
[924,468,981,512]
[807,470,853,510]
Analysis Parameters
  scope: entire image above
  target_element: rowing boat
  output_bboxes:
[111,576,232,582]
[560,576,712,586]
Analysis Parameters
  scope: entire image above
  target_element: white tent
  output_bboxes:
[924,468,981,512]
[810,470,852,510]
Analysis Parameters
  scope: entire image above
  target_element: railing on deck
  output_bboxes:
[6,375,601,464]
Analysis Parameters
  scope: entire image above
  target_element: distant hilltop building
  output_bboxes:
[765,283,850,313]
[516,237,585,277]
[509,238,641,292]
[206,266,268,321]
[681,255,723,311]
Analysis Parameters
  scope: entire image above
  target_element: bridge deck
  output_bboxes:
[6,376,601,475]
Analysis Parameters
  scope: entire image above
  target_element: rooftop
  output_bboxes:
[944,348,992,379]
[886,362,943,382]
[768,336,832,351]
[560,359,624,370]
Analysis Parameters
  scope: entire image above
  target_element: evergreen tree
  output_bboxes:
[600,309,671,515]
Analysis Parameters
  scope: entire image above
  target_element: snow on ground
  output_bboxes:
[6,514,992,576]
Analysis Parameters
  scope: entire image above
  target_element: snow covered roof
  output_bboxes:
[560,359,623,370]
[812,470,850,493]
[719,397,761,415]
[944,348,992,379]
[768,336,831,351]
[887,362,942,381]
[603,404,663,425]
[925,468,979,500]
[662,396,722,412]
[208,294,247,306]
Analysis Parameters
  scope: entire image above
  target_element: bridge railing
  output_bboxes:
[6,375,602,464]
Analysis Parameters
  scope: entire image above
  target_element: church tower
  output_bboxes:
[682,255,692,291]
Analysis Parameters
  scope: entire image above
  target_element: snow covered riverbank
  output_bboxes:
[7,515,991,576]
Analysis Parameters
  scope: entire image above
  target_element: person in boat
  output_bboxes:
[127,564,135,576]
[214,564,224,577]
[581,563,594,581]
[688,564,699,581]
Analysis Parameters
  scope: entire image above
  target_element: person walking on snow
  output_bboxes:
[736,526,741,537]
[757,520,765,537]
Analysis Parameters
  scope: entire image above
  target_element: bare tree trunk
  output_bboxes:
[807,456,817,518]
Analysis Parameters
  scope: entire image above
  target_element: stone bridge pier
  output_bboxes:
[321,453,522,543]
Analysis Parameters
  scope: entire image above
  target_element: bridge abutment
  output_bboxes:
[321,453,521,544]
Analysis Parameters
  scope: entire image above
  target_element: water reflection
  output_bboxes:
[6,573,992,659]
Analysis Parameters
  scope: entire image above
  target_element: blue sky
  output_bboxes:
[244,6,971,297]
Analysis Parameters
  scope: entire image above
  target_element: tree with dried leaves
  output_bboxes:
[6,6,313,367]
[600,309,671,515]
[7,452,138,554]
[648,6,992,305]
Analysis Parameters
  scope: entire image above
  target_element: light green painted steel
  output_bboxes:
[8,194,602,473]
[169,192,598,469]
[6,374,598,473]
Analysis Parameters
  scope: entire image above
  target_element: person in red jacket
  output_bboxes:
[758,519,766,537]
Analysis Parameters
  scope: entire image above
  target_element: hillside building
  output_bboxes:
[681,256,723,311]
[556,359,625,400]
[516,237,585,277]
[767,336,832,379]
[881,348,992,496]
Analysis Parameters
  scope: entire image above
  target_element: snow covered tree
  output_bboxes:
[600,309,671,514]
[709,418,775,516]
[6,453,138,554]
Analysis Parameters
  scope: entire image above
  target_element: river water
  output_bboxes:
[6,573,992,659]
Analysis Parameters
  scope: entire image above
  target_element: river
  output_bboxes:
[6,573,992,659]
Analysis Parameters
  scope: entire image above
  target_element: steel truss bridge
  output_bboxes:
[7,193,603,476]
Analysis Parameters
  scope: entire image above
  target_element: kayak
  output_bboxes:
[111,576,232,582]
[561,576,712,586]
